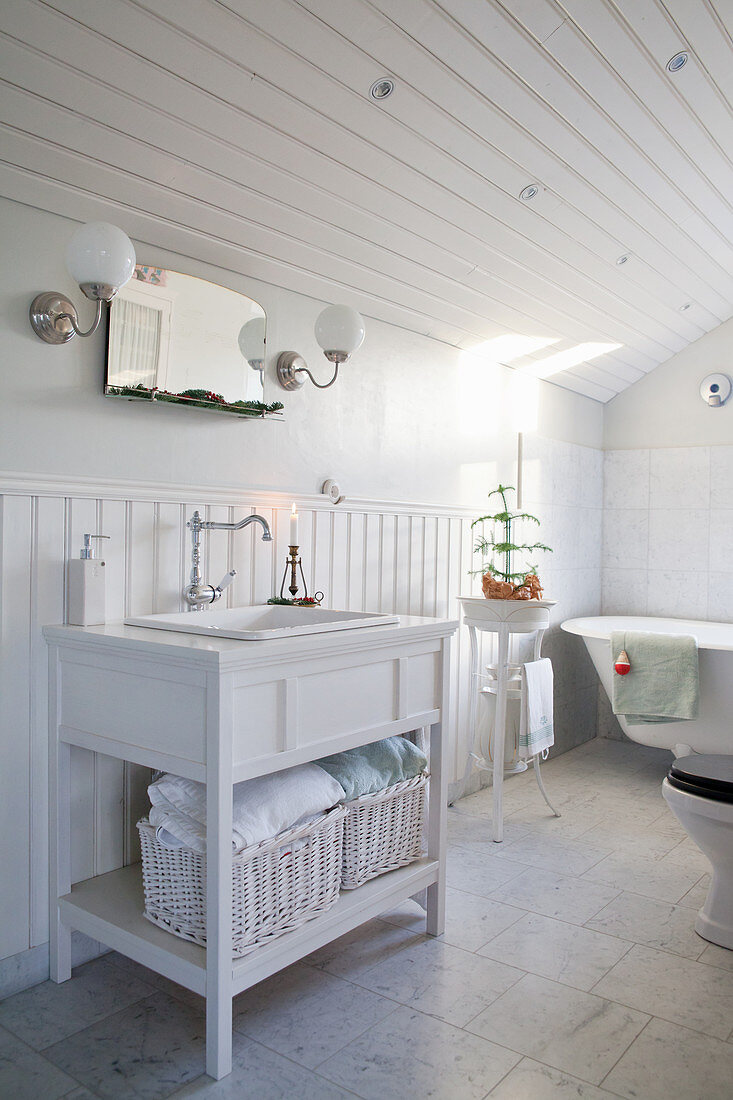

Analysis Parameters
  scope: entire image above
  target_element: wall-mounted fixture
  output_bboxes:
[700,373,731,408]
[277,305,365,391]
[238,316,266,380]
[30,222,136,344]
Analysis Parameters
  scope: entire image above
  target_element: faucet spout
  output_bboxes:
[183,510,273,609]
[206,513,273,541]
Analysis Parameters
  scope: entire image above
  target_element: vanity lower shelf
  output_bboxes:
[60,858,440,998]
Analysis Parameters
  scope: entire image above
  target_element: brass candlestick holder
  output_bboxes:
[279,544,309,600]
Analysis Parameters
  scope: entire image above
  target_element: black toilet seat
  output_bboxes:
[668,754,733,803]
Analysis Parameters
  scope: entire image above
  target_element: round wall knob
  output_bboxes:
[322,479,345,504]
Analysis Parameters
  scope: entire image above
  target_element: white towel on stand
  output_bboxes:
[519,658,554,760]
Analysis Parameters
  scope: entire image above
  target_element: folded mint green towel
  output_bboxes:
[314,736,427,801]
[611,631,699,724]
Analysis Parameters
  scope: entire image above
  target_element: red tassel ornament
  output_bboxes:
[614,649,631,676]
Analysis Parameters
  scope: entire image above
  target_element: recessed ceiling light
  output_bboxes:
[679,302,692,311]
[370,78,394,100]
[667,51,689,73]
[616,253,631,265]
[519,184,539,201]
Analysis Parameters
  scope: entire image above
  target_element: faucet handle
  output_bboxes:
[214,569,237,595]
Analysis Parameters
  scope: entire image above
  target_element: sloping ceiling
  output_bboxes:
[2,0,732,401]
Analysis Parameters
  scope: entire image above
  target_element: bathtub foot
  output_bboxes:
[534,755,561,817]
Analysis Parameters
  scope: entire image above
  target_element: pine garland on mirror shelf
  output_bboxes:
[471,484,552,600]
[106,383,283,416]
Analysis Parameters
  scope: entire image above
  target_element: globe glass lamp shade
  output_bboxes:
[65,222,136,301]
[314,304,365,358]
[238,316,266,364]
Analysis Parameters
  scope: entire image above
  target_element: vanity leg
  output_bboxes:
[205,676,234,1080]
[49,647,72,983]
[426,639,451,937]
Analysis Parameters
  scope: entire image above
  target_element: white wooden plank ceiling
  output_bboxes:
[2,0,732,402]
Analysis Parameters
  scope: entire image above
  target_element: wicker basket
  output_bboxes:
[341,772,428,890]
[137,805,347,956]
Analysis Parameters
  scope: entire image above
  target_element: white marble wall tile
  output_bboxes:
[708,509,733,572]
[592,944,733,1039]
[604,451,650,510]
[708,572,733,619]
[710,445,733,508]
[317,1005,521,1100]
[602,510,649,570]
[601,445,733,632]
[649,447,710,510]
[577,447,604,510]
[601,568,648,615]
[467,973,648,1085]
[477,913,630,991]
[647,509,710,568]
[646,570,709,619]
[603,1016,733,1100]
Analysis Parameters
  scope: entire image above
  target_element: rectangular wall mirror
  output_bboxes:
[105,267,282,418]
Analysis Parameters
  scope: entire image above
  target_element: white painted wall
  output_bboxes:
[604,318,733,451]
[0,197,603,986]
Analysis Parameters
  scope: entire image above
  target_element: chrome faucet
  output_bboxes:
[184,510,273,610]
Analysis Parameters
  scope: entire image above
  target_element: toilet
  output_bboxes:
[663,754,733,950]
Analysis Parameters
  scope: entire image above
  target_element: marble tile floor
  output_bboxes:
[2,738,733,1099]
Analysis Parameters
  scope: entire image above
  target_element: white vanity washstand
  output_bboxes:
[44,613,457,1080]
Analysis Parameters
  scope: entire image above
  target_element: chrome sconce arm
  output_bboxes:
[29,222,136,345]
[276,305,365,392]
[276,350,349,391]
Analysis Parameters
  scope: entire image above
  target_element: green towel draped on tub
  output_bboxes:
[315,736,427,800]
[611,631,699,724]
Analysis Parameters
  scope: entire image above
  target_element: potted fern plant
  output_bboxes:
[471,484,552,602]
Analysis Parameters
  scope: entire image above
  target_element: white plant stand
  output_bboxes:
[459,597,560,842]
[44,614,457,1080]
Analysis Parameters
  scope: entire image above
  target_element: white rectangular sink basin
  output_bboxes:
[125,604,400,641]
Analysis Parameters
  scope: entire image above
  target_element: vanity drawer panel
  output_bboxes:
[297,659,395,743]
[59,656,206,762]
[406,651,440,714]
[231,681,282,760]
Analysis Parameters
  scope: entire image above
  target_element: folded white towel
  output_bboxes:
[519,658,554,760]
[148,763,345,853]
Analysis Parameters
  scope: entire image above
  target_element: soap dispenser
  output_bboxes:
[68,534,110,626]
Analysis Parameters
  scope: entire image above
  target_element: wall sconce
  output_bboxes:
[29,221,136,344]
[238,316,266,380]
[276,304,365,391]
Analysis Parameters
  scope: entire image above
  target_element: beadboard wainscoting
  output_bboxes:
[0,443,601,981]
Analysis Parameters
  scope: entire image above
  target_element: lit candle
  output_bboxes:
[290,503,299,546]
